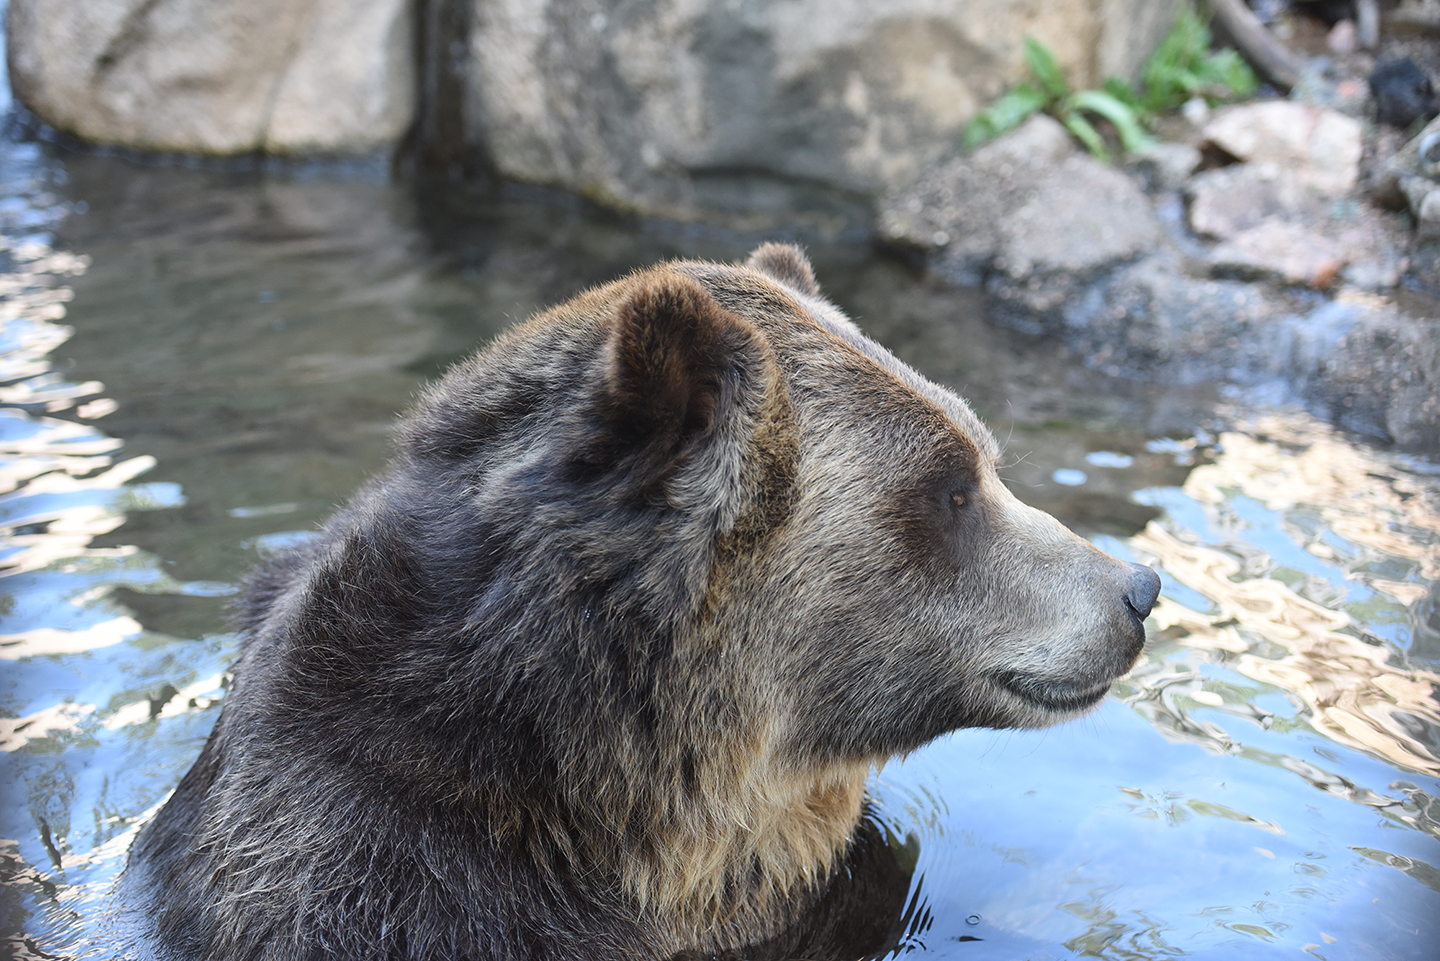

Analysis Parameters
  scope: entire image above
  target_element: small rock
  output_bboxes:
[995,155,1161,280]
[1201,101,1362,196]
[878,114,1077,285]
[1186,163,1328,239]
[1210,218,1345,287]
[1328,19,1358,55]
[1418,188,1440,240]
[1395,171,1440,240]
[1371,114,1440,211]
[1421,132,1440,177]
[1129,142,1201,192]
[1181,97,1211,128]
[1369,58,1439,129]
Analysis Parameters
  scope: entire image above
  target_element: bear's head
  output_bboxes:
[215,244,1158,956]
[342,244,1158,933]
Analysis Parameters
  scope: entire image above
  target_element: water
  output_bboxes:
[0,138,1437,960]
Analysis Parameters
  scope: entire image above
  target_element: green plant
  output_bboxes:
[965,8,1258,159]
[964,36,1152,160]
[1128,7,1258,116]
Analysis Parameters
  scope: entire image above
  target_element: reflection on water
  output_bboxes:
[1129,416,1440,787]
[0,140,1437,960]
[1131,414,1440,780]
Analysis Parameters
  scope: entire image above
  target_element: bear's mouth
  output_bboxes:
[993,670,1113,714]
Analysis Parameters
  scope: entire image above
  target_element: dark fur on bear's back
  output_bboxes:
[121,244,1158,961]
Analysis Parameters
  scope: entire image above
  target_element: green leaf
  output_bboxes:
[1068,89,1154,154]
[1134,7,1256,113]
[1202,48,1258,99]
[1062,110,1109,161]
[1102,76,1142,110]
[963,83,1047,148]
[1023,36,1070,100]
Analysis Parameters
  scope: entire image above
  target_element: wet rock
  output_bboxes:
[878,114,1077,285]
[1275,296,1440,449]
[6,0,414,155]
[1057,252,1283,378]
[1201,101,1363,196]
[1369,57,1439,129]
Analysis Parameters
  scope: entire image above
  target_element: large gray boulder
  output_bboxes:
[6,0,414,154]
[464,0,1180,219]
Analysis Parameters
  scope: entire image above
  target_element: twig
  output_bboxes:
[1207,0,1305,92]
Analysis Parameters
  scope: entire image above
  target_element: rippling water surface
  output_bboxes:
[1,136,1437,960]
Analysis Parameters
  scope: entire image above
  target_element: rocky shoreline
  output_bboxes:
[879,106,1440,456]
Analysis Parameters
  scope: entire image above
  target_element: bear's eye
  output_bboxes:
[950,491,966,509]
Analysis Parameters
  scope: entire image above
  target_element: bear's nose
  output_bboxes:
[1124,563,1161,619]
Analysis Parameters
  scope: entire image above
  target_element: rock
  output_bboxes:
[887,118,1164,322]
[987,155,1163,329]
[1210,219,1346,287]
[1372,116,1440,230]
[1276,295,1440,450]
[1369,57,1439,129]
[878,114,1076,285]
[1129,141,1201,193]
[1201,101,1363,196]
[461,0,1182,220]
[8,0,1186,216]
[882,117,1162,296]
[6,0,414,155]
[1181,97,1211,128]
[995,156,1161,280]
[1060,252,1282,377]
[1328,19,1358,56]
[986,247,1302,382]
[1208,203,1403,290]
[1186,163,1328,239]
[1417,185,1440,240]
[1185,154,1405,290]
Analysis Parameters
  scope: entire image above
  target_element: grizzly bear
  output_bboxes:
[119,243,1160,961]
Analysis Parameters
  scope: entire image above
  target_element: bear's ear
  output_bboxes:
[746,242,820,296]
[595,276,751,483]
